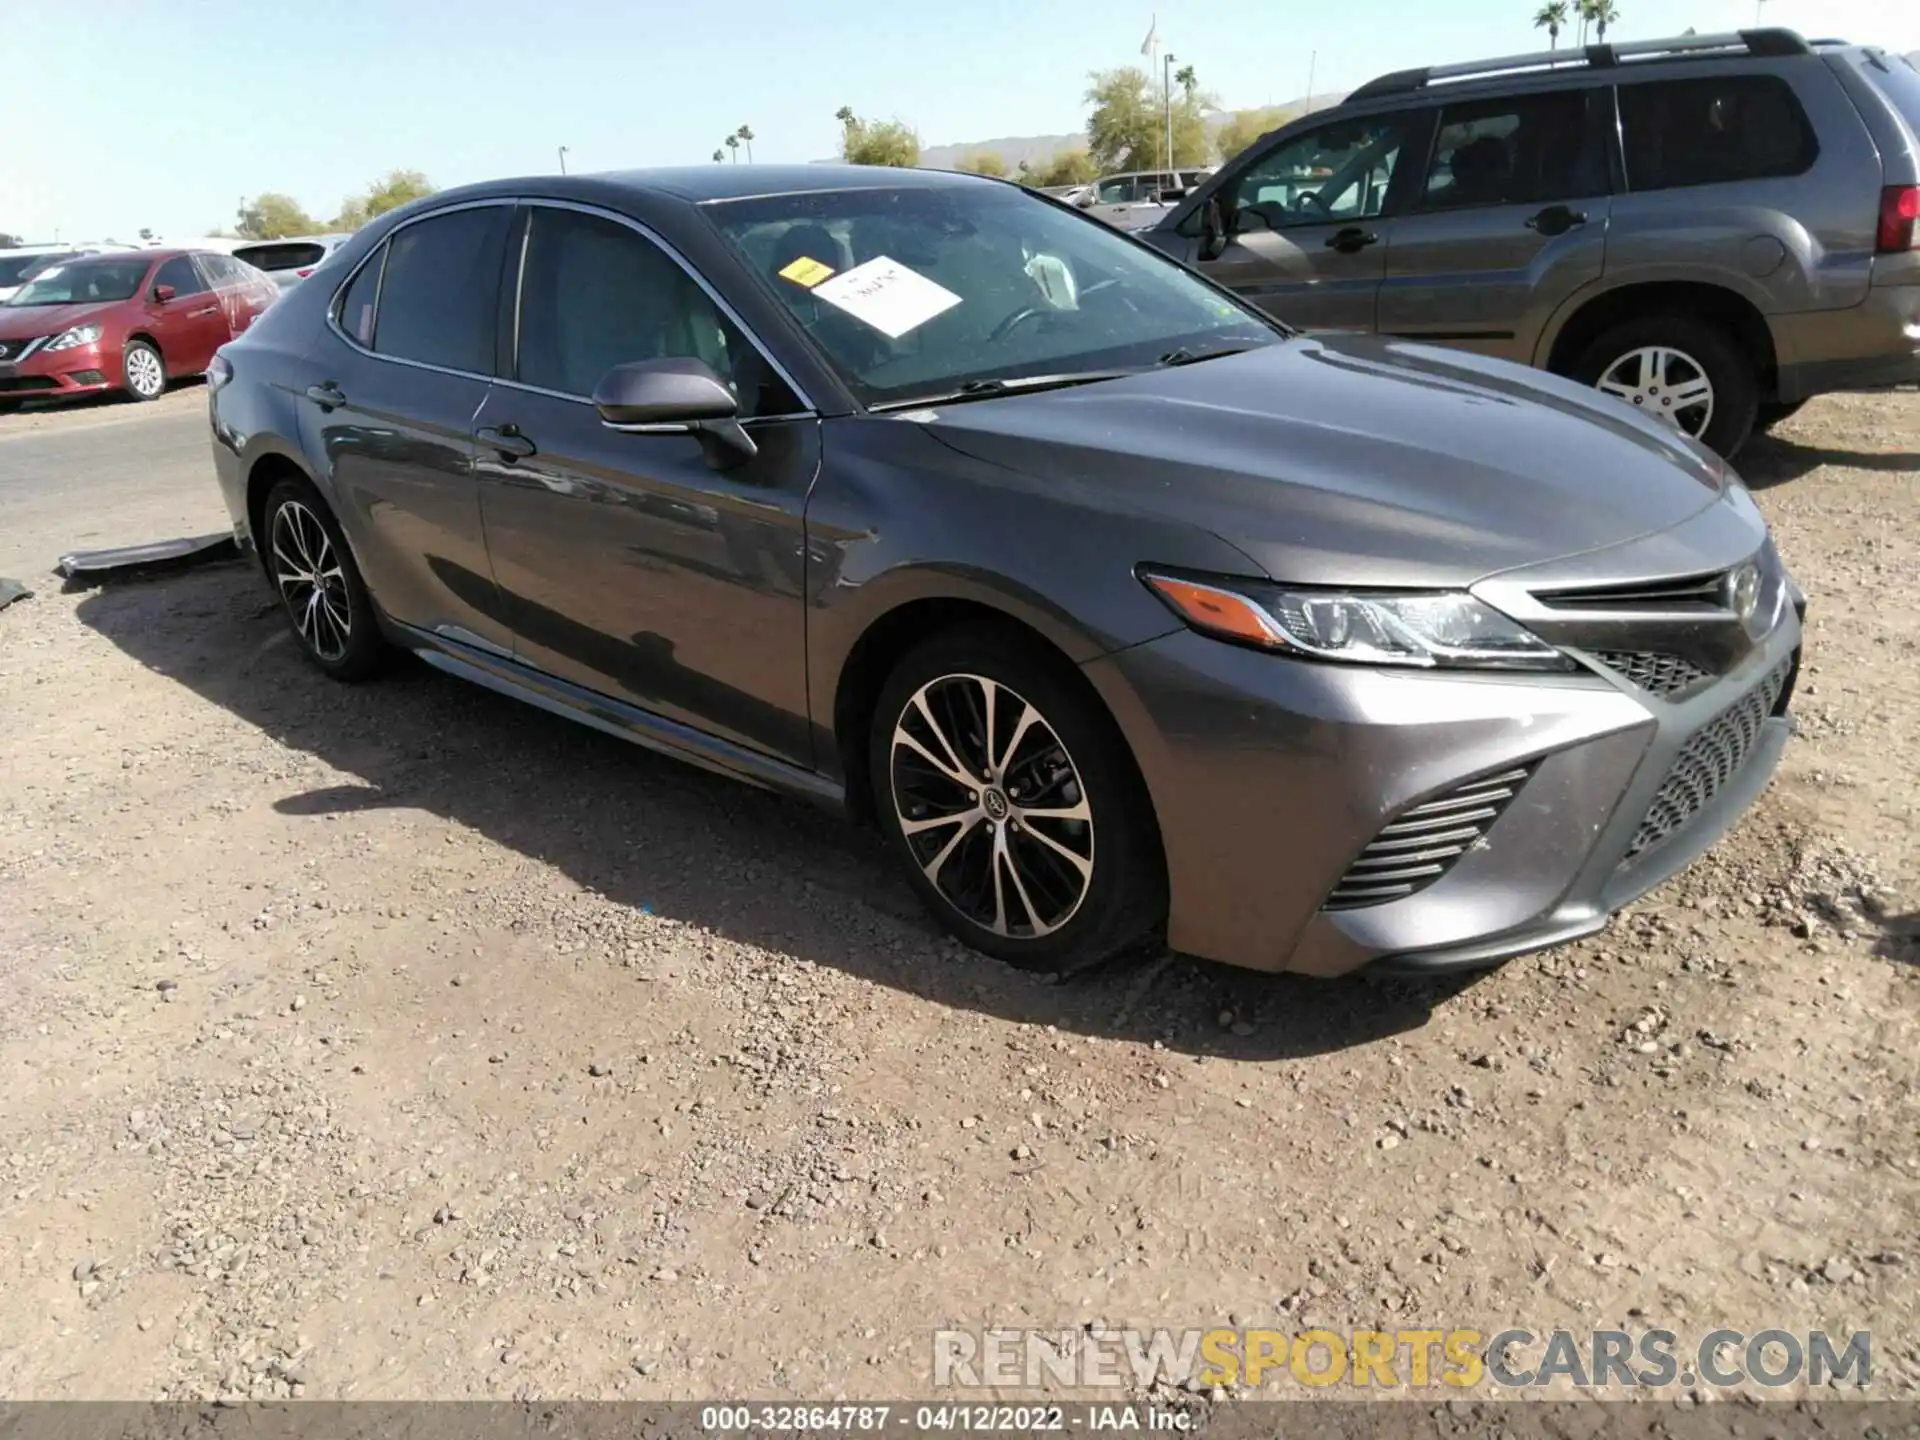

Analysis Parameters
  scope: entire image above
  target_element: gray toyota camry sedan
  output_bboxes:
[205,164,1803,978]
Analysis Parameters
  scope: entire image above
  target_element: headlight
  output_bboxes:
[46,324,103,352]
[1141,570,1574,671]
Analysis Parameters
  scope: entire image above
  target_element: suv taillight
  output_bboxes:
[1879,185,1920,254]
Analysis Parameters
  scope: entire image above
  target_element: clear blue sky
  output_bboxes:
[3,0,1914,242]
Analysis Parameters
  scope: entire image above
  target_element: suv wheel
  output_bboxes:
[122,339,167,402]
[1573,316,1759,457]
[1756,398,1808,432]
[262,477,385,681]
[870,628,1166,973]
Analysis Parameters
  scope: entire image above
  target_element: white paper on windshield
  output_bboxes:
[812,256,960,338]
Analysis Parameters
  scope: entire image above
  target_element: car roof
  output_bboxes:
[235,233,355,246]
[398,164,1002,214]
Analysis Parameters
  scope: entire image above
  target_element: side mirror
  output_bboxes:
[1199,197,1229,262]
[1157,187,1188,204]
[152,283,177,303]
[592,357,757,469]
[1075,195,1096,208]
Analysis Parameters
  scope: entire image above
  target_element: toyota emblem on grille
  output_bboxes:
[1727,561,1761,629]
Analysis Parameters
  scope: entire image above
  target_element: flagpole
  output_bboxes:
[1164,51,1175,173]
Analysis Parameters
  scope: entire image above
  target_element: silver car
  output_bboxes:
[231,234,355,292]
[1078,168,1214,229]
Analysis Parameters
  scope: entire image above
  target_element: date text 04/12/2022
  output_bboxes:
[696,1404,1193,1431]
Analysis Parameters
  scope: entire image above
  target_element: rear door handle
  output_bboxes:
[1325,227,1379,254]
[476,424,536,460]
[1526,205,1589,236]
[304,382,347,410]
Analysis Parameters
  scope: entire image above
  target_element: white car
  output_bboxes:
[0,246,88,302]
[232,234,355,292]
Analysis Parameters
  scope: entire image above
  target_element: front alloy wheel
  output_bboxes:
[122,340,166,401]
[870,628,1166,972]
[891,673,1095,939]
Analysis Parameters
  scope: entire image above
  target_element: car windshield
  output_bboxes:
[706,183,1281,407]
[7,256,149,306]
[0,255,61,287]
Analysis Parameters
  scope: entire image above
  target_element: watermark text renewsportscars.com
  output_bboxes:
[932,1327,1871,1392]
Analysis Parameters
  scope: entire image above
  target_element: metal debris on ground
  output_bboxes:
[0,577,31,612]
[56,534,241,584]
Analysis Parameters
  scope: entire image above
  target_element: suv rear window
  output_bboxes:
[1861,52,1920,135]
[234,242,327,273]
[1618,75,1818,191]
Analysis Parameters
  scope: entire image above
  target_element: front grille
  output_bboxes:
[0,337,43,363]
[1324,764,1535,911]
[1623,656,1793,861]
[1592,649,1713,698]
[1536,571,1728,612]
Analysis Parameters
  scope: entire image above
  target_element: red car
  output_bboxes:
[0,248,278,410]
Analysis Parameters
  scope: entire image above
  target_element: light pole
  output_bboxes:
[1163,51,1176,174]
[557,145,570,175]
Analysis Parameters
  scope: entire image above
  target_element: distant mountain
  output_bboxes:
[844,94,1350,173]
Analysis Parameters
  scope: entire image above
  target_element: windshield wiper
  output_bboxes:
[869,369,1140,412]
[1156,343,1262,368]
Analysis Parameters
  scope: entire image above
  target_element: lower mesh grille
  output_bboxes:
[1324,764,1535,911]
[1624,656,1793,861]
[1593,649,1713,698]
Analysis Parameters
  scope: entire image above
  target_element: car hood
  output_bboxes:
[0,300,123,339]
[916,336,1728,589]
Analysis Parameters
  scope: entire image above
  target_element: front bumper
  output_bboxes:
[1082,591,1801,977]
[0,338,116,401]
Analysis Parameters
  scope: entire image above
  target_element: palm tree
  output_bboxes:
[1174,63,1197,102]
[1582,0,1619,42]
[725,134,740,163]
[712,148,726,163]
[736,124,755,162]
[1534,0,1570,48]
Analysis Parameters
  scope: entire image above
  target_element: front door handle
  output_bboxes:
[1325,227,1380,254]
[304,382,347,410]
[1526,205,1589,236]
[476,424,536,460]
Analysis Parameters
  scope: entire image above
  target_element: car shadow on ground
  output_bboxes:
[75,563,1486,1061]
[1737,430,1920,490]
[1,375,205,419]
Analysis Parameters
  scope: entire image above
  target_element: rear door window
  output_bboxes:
[336,248,383,346]
[1618,75,1818,191]
[1417,90,1602,209]
[153,255,209,296]
[368,206,511,374]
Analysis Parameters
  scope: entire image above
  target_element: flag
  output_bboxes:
[1140,14,1158,56]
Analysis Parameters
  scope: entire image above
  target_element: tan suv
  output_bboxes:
[1141,30,1920,455]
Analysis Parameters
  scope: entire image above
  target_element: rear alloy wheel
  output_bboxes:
[871,629,1165,972]
[122,340,167,402]
[262,477,384,681]
[1573,316,1758,458]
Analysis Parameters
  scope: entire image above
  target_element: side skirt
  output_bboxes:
[392,621,847,815]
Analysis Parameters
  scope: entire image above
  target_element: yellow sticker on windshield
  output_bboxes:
[779,255,835,288]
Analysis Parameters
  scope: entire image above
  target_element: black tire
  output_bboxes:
[261,476,385,681]
[868,625,1166,973]
[121,338,167,402]
[1756,398,1808,432]
[1571,315,1759,458]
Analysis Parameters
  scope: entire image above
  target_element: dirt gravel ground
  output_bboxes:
[0,390,1915,1406]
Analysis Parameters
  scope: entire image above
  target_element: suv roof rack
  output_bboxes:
[1346,27,1813,103]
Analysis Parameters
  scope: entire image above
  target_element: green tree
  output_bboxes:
[957,151,1009,177]
[1032,149,1097,187]
[1534,0,1570,48]
[332,169,436,230]
[1582,0,1619,41]
[236,193,317,240]
[1084,66,1211,173]
[1174,63,1198,102]
[0,232,22,248]
[726,133,740,162]
[1213,106,1296,163]
[712,148,727,163]
[835,106,920,167]
[736,124,755,162]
